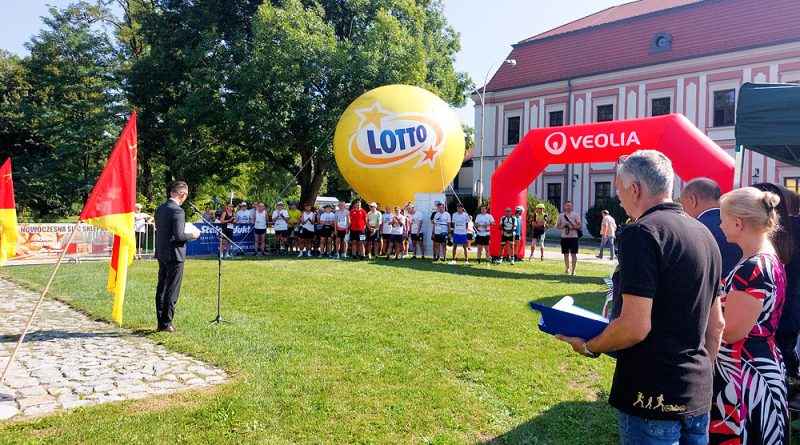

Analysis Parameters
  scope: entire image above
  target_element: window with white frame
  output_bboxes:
[505,114,521,145]
[594,96,616,122]
[707,79,739,128]
[650,97,671,116]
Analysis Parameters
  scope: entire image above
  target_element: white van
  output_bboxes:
[315,196,340,209]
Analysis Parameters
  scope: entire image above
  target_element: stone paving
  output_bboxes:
[0,278,227,420]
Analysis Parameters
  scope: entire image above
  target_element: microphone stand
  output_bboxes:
[188,203,241,326]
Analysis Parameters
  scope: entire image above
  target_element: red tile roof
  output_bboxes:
[521,0,704,43]
[485,0,800,93]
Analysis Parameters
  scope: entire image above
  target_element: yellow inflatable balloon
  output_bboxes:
[334,85,465,207]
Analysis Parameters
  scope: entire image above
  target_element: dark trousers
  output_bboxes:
[156,259,184,328]
[776,330,800,379]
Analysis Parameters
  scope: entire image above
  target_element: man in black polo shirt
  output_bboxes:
[556,150,723,445]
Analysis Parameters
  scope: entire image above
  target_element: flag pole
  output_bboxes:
[1,220,83,383]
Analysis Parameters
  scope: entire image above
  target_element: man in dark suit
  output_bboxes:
[154,181,200,332]
[681,178,742,278]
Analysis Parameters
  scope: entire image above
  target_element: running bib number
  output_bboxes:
[359,234,366,241]
[226,223,234,229]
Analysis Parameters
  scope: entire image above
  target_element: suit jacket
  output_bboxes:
[697,208,742,279]
[155,199,194,262]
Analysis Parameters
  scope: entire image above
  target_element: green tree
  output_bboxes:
[234,0,470,205]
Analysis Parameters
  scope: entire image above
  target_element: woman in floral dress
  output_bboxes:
[710,187,788,444]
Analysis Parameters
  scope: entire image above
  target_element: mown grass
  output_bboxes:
[0,256,619,444]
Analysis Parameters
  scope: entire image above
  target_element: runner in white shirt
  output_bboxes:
[318,205,336,258]
[271,201,290,254]
[333,201,349,259]
[236,202,253,223]
[253,202,269,256]
[473,205,495,264]
[431,202,451,262]
[386,206,406,259]
[380,205,394,256]
[407,205,424,259]
[298,203,317,257]
[449,203,471,264]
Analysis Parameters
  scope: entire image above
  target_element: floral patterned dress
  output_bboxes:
[710,253,788,445]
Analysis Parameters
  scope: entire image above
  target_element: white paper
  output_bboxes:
[551,296,609,322]
[184,222,200,235]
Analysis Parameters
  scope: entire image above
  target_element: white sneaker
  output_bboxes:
[298,252,304,258]
[464,260,469,265]
[448,260,456,265]
[307,251,312,257]
[571,271,577,276]
[334,253,340,259]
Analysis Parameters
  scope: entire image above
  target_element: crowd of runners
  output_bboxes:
[192,199,554,265]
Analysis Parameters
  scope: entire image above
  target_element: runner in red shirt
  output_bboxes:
[349,201,368,259]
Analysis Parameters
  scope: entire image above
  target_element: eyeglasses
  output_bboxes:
[618,154,629,165]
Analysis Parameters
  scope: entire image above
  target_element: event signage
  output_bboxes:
[186,222,256,256]
[9,223,114,260]
[333,84,465,207]
[544,131,641,155]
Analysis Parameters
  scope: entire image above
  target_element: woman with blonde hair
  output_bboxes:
[709,187,788,445]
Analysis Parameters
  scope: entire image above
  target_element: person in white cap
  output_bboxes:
[449,203,470,264]
[236,202,252,223]
[134,203,153,260]
[334,201,349,258]
[473,205,494,265]
[380,205,394,256]
[530,203,548,261]
[253,201,269,256]
[497,207,518,265]
[366,202,382,259]
[271,201,289,253]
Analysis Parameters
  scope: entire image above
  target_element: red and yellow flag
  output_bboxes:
[0,158,18,266]
[79,112,137,324]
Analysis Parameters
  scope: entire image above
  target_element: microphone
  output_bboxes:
[187,202,202,214]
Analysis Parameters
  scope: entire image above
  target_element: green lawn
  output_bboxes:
[0,256,619,444]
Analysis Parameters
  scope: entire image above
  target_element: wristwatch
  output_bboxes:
[582,342,599,358]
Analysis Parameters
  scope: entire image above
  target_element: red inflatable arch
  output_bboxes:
[489,114,734,257]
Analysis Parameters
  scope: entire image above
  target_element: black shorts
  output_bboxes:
[288,227,299,237]
[135,231,146,249]
[254,228,267,236]
[514,234,521,241]
[389,234,404,244]
[274,229,288,237]
[350,230,363,240]
[433,233,448,243]
[467,233,475,241]
[560,237,579,254]
[501,233,515,243]
[475,235,490,246]
[381,233,391,240]
[300,228,315,239]
[319,226,334,238]
[222,228,234,239]
[336,230,348,239]
[409,233,422,242]
[533,228,546,240]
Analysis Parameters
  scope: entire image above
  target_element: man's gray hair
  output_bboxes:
[682,178,721,202]
[170,181,189,195]
[617,150,674,196]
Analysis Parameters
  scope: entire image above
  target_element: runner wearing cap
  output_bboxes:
[272,201,289,254]
[380,205,394,256]
[318,204,335,257]
[287,202,301,253]
[219,203,236,258]
[386,206,406,259]
[431,202,451,262]
[497,207,518,265]
[366,202,382,259]
[530,203,548,261]
[449,203,470,264]
[253,202,269,256]
[474,205,494,264]
[349,200,367,259]
[236,202,252,224]
[407,205,424,259]
[334,201,349,258]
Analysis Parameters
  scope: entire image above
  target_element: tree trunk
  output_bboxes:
[298,155,326,206]
[141,156,153,201]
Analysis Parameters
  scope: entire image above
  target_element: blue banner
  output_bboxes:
[186,223,256,256]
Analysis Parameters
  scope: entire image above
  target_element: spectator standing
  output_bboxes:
[318,204,335,258]
[271,201,289,253]
[497,208,517,265]
[474,205,494,265]
[253,202,269,256]
[236,202,252,224]
[557,150,723,445]
[681,178,743,278]
[596,210,617,260]
[349,201,367,259]
[557,201,582,275]
[386,206,405,259]
[431,202,451,262]
[134,203,153,260]
[334,201,349,258]
[201,207,215,223]
[298,203,316,257]
[709,187,788,444]
[450,203,470,264]
[407,205,424,259]
[380,205,394,256]
[366,203,382,259]
[514,206,524,261]
[529,203,547,261]
[219,203,235,258]
[286,202,301,253]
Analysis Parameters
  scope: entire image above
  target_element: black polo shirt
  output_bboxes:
[608,202,721,420]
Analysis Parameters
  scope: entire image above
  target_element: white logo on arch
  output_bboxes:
[544,132,567,155]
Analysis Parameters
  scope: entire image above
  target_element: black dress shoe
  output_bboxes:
[157,325,177,333]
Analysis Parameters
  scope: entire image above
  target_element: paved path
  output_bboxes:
[0,279,227,420]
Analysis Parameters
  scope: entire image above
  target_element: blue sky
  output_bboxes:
[1,1,630,125]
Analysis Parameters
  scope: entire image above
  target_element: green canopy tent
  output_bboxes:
[734,82,800,187]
